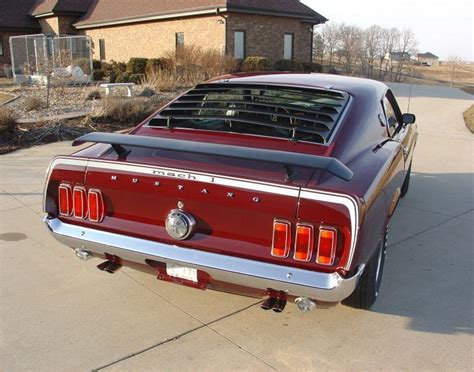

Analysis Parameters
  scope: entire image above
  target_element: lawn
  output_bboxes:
[463,105,474,133]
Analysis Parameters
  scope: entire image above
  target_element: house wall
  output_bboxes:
[82,15,226,62]
[417,57,439,66]
[226,13,313,62]
[38,16,78,35]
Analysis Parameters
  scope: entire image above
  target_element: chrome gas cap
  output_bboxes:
[165,209,196,240]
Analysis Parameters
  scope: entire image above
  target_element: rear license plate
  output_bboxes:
[166,264,198,283]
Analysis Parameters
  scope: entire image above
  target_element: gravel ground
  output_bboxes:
[3,84,99,119]
[2,83,175,120]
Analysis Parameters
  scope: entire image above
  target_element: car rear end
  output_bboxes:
[43,79,364,311]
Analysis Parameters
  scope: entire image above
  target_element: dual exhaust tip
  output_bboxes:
[261,294,317,313]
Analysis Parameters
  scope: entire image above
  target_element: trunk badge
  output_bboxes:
[165,209,196,240]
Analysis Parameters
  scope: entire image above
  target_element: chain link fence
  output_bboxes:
[9,34,93,85]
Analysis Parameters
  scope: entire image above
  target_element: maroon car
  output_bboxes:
[43,73,417,312]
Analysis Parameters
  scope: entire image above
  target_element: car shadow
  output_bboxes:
[388,82,474,100]
[371,171,473,335]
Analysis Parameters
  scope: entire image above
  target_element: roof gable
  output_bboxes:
[30,0,95,17]
[417,52,439,59]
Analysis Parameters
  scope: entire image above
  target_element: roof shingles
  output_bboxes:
[30,0,95,17]
[74,0,327,28]
[0,0,40,30]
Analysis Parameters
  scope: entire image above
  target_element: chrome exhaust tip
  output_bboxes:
[295,297,316,312]
[74,248,93,261]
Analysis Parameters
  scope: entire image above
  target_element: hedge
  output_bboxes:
[92,59,102,70]
[129,74,145,84]
[241,57,269,72]
[126,58,148,74]
[116,72,131,83]
[92,69,105,81]
[274,60,304,72]
[301,62,323,73]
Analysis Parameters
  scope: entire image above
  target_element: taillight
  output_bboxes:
[58,184,72,216]
[73,187,88,219]
[88,189,105,223]
[294,224,314,262]
[271,220,291,258]
[316,227,337,265]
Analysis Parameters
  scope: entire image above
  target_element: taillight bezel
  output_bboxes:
[271,219,292,258]
[88,189,105,223]
[58,184,73,217]
[316,226,338,266]
[293,223,314,262]
[73,186,88,220]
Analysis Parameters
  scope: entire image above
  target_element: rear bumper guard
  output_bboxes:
[45,218,364,302]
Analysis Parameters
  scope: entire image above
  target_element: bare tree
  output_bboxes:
[321,23,339,67]
[312,32,325,63]
[445,56,464,87]
[393,29,418,82]
[364,25,383,79]
[337,23,364,75]
[378,27,400,81]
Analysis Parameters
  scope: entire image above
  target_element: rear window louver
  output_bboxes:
[150,83,350,144]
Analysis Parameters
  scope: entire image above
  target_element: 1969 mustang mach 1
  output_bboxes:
[43,73,417,312]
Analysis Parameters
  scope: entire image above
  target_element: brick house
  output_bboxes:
[1,0,327,70]
[0,0,41,76]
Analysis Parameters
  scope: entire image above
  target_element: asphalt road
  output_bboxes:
[1,83,473,371]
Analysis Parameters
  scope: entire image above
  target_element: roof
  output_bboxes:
[417,52,439,59]
[30,0,95,17]
[0,0,40,30]
[74,0,327,28]
[209,72,389,100]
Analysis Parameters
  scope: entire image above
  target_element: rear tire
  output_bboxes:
[342,227,388,310]
[400,162,412,198]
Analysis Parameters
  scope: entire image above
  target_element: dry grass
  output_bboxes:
[91,97,161,125]
[24,96,44,111]
[463,105,474,133]
[0,107,18,141]
[0,92,14,104]
[142,46,237,92]
[412,64,474,85]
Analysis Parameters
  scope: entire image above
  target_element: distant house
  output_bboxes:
[1,0,327,69]
[416,52,439,67]
[390,52,411,62]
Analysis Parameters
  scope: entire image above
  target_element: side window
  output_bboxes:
[284,33,294,60]
[383,96,399,137]
[176,32,184,51]
[234,31,245,60]
[99,39,106,61]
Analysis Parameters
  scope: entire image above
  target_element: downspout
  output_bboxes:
[216,8,228,55]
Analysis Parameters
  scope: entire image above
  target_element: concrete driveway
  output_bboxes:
[1,84,473,371]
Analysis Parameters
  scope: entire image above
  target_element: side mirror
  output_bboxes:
[402,113,416,124]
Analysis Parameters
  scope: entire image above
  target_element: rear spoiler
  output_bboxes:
[73,132,353,181]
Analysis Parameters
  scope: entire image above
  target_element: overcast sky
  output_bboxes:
[302,0,473,61]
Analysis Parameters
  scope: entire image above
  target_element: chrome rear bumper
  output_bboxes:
[45,218,364,302]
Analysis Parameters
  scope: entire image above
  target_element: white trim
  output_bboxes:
[74,8,227,29]
[44,157,359,270]
[300,189,359,271]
